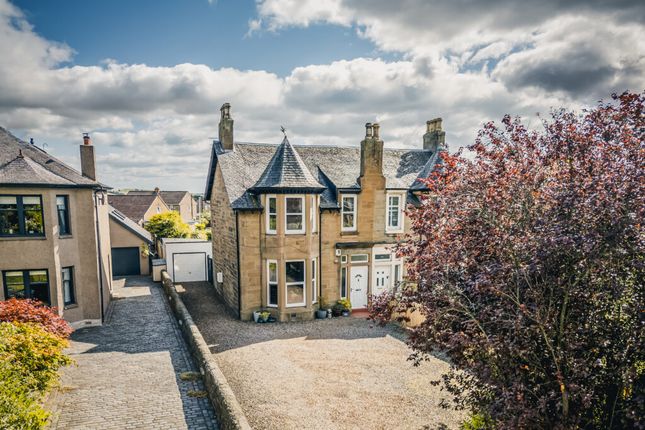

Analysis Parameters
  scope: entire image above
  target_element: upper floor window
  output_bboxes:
[285,196,305,234]
[56,195,71,235]
[341,195,356,232]
[62,266,75,306]
[310,195,318,233]
[0,195,44,237]
[3,269,50,305]
[266,195,277,234]
[386,193,404,233]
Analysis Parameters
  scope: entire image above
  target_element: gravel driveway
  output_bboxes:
[178,282,465,430]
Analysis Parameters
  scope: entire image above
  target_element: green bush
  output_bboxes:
[0,322,72,429]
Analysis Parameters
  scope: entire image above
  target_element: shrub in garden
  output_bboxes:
[0,298,72,339]
[370,92,644,428]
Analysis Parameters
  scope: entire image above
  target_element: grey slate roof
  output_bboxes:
[108,205,154,244]
[0,126,105,188]
[108,194,161,224]
[251,137,325,193]
[127,190,190,206]
[205,138,439,210]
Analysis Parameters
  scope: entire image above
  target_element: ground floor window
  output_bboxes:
[311,258,318,303]
[340,266,347,299]
[267,260,278,307]
[285,260,305,307]
[62,266,75,306]
[2,269,50,305]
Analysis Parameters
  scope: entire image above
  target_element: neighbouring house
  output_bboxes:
[108,205,153,276]
[108,191,170,226]
[204,103,446,321]
[128,189,196,223]
[0,129,112,327]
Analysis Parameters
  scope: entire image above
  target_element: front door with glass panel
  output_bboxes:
[373,266,391,296]
[350,266,368,309]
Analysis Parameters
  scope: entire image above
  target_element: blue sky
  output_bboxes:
[1,0,643,192]
[14,0,387,76]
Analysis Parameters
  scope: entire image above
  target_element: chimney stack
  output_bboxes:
[154,187,160,194]
[80,132,96,180]
[360,122,384,179]
[218,102,234,150]
[423,118,447,152]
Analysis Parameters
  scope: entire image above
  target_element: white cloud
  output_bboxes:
[0,0,643,192]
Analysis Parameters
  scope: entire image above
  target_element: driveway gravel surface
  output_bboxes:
[178,281,465,430]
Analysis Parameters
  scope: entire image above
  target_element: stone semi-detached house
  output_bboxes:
[0,129,112,327]
[205,104,447,321]
[128,189,196,223]
[108,191,171,226]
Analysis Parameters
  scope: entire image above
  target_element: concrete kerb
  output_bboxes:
[161,271,251,430]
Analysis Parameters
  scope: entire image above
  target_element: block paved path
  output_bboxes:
[48,276,218,430]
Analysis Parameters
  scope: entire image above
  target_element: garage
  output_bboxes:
[173,253,207,282]
[112,247,141,276]
[161,238,212,283]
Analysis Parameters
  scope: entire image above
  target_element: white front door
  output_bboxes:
[373,265,391,296]
[350,266,368,309]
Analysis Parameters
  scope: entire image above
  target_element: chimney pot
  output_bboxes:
[365,122,373,138]
[372,123,380,139]
[83,132,91,146]
[154,187,160,194]
[427,118,442,133]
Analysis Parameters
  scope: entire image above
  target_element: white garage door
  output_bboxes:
[173,253,206,282]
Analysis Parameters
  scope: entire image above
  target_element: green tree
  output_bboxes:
[144,211,190,239]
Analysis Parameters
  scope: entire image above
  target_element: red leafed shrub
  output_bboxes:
[370,92,644,429]
[0,298,72,339]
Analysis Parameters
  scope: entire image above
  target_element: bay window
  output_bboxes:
[0,195,44,237]
[285,260,305,307]
[341,195,356,232]
[266,195,277,234]
[285,196,305,234]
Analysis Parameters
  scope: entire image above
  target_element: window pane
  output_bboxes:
[342,213,354,228]
[350,254,368,263]
[30,283,49,305]
[0,201,19,235]
[341,267,347,298]
[23,198,43,235]
[0,196,17,205]
[29,270,48,284]
[57,196,69,235]
[268,197,276,214]
[342,197,354,211]
[286,284,304,304]
[269,214,277,231]
[286,261,304,283]
[286,197,302,213]
[4,271,25,299]
[268,262,277,283]
[269,283,278,305]
[375,254,391,261]
[286,215,303,230]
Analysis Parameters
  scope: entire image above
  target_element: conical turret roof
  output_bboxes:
[251,137,324,193]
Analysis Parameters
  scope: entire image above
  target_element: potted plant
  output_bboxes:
[316,298,328,319]
[252,310,261,323]
[338,299,352,317]
[332,302,344,317]
[259,311,271,323]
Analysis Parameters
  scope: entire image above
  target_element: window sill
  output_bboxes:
[59,234,74,239]
[285,231,306,235]
[0,235,47,241]
[340,230,358,236]
[64,304,78,310]
[385,230,404,235]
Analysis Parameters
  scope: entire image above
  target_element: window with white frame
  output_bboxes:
[62,266,75,306]
[266,195,277,234]
[285,260,305,306]
[310,195,318,233]
[285,196,305,234]
[341,195,356,231]
[340,266,347,299]
[386,193,404,232]
[267,260,278,307]
[311,258,318,303]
